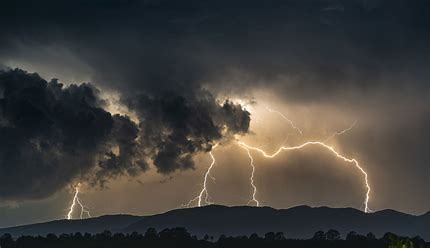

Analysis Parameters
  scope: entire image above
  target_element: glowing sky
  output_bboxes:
[1,0,430,227]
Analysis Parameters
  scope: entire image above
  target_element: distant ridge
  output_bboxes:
[0,215,142,237]
[1,205,429,240]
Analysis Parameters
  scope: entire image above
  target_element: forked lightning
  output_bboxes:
[266,106,303,135]
[185,144,218,207]
[66,183,91,220]
[238,141,372,213]
[185,106,372,213]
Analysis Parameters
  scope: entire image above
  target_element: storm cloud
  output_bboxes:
[1,0,429,98]
[1,0,430,215]
[0,69,137,199]
[0,69,250,200]
[125,91,249,173]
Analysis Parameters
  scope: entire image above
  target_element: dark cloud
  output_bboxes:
[95,114,148,185]
[1,0,429,100]
[0,69,139,199]
[0,70,95,198]
[0,69,250,200]
[125,91,250,174]
[1,0,430,215]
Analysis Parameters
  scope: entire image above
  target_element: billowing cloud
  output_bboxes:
[1,0,430,216]
[0,69,250,200]
[125,91,249,173]
[0,69,142,199]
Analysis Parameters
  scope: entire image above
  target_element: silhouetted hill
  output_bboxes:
[1,206,430,240]
[0,215,142,237]
[124,205,430,239]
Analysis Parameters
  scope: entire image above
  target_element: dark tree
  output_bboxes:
[326,229,341,241]
[0,228,427,248]
[264,232,276,240]
[144,228,158,239]
[249,233,260,240]
[218,234,227,242]
[367,232,377,240]
[274,232,286,241]
[313,230,326,240]
[0,234,13,248]
[346,231,366,241]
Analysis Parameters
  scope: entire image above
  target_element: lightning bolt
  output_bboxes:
[241,146,260,206]
[237,141,372,213]
[66,183,91,220]
[263,108,367,210]
[185,144,218,207]
[239,115,358,208]
[325,120,357,142]
[266,107,303,135]
[182,104,369,212]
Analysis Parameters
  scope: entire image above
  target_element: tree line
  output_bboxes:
[0,228,428,248]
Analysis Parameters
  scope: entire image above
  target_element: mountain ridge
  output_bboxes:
[1,205,429,240]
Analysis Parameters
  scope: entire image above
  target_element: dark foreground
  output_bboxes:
[0,228,428,248]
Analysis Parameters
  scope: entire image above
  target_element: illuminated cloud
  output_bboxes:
[1,0,430,222]
[0,69,250,200]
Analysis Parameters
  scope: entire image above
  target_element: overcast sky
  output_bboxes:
[1,0,430,227]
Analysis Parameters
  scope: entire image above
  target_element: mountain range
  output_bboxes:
[1,205,430,240]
